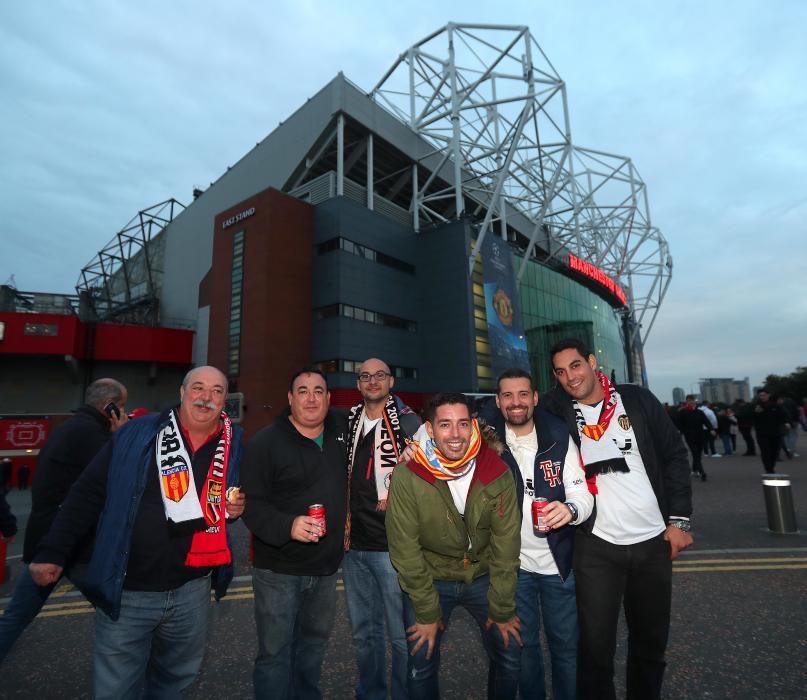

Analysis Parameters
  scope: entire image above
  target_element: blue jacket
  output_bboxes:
[486,407,576,581]
[37,411,243,620]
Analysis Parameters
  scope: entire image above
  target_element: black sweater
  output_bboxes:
[242,410,347,575]
[24,405,111,562]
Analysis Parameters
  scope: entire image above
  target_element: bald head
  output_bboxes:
[182,366,228,394]
[357,357,394,406]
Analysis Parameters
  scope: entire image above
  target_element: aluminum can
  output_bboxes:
[531,497,550,535]
[308,503,326,536]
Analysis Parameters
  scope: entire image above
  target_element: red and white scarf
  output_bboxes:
[572,372,629,494]
[156,409,232,567]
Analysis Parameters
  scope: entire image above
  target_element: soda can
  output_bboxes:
[532,497,550,535]
[308,503,327,536]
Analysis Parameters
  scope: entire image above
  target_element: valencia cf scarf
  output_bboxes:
[572,373,629,494]
[411,419,482,481]
[346,394,410,508]
[344,395,412,549]
[156,409,232,567]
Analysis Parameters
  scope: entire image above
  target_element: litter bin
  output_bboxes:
[762,474,798,533]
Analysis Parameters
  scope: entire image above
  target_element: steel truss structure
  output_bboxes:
[76,199,184,324]
[371,22,672,342]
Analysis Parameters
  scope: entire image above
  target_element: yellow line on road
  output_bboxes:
[676,557,807,565]
[674,564,807,572]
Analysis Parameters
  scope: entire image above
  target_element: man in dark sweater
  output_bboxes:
[242,367,347,700]
[0,377,128,664]
[753,389,790,473]
[343,357,420,700]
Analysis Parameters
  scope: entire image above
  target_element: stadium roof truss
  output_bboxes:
[76,199,184,324]
[371,22,672,341]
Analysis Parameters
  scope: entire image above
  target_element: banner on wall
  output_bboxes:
[480,235,530,378]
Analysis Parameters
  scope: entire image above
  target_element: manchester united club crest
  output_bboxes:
[618,414,631,431]
[161,463,190,502]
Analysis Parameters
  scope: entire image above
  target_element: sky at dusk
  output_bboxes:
[2,1,805,403]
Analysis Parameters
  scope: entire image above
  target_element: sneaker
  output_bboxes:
[711,454,722,458]
[700,473,708,481]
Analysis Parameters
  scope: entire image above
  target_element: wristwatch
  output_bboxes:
[565,502,579,524]
[668,519,692,532]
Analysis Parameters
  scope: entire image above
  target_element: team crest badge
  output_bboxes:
[618,414,631,431]
[162,463,190,503]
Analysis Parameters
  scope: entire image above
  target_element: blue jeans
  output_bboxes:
[342,549,408,700]
[94,575,211,700]
[0,566,58,663]
[515,569,578,700]
[402,575,519,700]
[252,568,338,700]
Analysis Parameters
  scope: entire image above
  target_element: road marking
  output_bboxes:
[673,564,807,572]
[675,557,807,565]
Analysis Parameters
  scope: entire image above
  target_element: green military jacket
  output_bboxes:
[386,441,520,624]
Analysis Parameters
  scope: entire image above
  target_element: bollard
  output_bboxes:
[762,474,798,533]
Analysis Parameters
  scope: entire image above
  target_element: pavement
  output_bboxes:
[1,433,806,699]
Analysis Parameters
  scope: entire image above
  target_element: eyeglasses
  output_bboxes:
[358,371,391,383]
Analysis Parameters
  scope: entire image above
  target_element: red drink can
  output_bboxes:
[532,497,550,535]
[308,503,326,536]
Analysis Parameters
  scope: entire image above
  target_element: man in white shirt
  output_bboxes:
[488,369,593,700]
[542,339,693,700]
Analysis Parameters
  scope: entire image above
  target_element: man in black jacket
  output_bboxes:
[753,389,789,473]
[242,367,347,700]
[676,395,715,481]
[541,339,692,700]
[0,378,127,664]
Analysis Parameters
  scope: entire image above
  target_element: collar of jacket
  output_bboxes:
[275,407,343,437]
[405,441,508,487]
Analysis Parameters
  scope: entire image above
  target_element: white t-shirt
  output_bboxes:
[578,395,665,545]
[446,462,475,516]
[506,426,593,574]
[362,416,381,437]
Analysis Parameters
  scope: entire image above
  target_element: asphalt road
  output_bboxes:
[1,433,806,699]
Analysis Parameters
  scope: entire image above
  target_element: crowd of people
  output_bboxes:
[0,338,697,700]
[672,391,804,479]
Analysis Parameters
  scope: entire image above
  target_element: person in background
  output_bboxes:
[0,378,129,664]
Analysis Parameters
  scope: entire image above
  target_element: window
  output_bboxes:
[23,323,58,336]
[316,236,415,275]
[228,230,245,377]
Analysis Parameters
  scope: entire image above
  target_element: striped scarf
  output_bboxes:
[577,372,618,440]
[411,419,482,480]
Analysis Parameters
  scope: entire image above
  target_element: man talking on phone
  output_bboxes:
[0,378,128,664]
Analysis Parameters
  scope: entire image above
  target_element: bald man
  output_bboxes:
[0,377,128,664]
[343,358,421,700]
[30,366,245,698]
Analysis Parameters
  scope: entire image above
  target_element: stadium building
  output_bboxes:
[0,24,672,458]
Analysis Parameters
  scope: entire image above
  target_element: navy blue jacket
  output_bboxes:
[35,412,242,620]
[486,407,576,581]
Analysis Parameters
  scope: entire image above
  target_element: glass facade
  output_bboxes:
[516,254,628,393]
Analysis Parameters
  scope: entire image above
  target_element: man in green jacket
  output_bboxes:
[386,392,521,699]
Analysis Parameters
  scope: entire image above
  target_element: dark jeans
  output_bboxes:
[758,433,780,473]
[252,568,337,700]
[739,426,756,454]
[574,532,672,700]
[684,436,705,476]
[402,575,519,700]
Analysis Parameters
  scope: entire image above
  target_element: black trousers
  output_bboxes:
[758,433,780,473]
[684,435,705,475]
[740,426,756,454]
[574,531,672,700]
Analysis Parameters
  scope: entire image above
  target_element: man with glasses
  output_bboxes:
[344,358,420,700]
